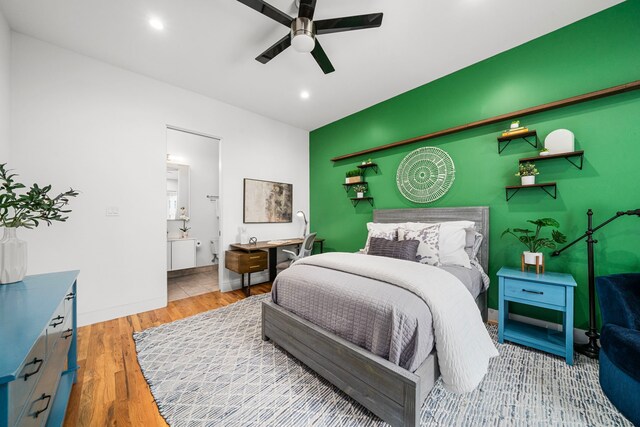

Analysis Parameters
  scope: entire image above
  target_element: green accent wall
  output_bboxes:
[309,1,640,329]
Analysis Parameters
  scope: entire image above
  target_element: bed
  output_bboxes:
[262,206,491,427]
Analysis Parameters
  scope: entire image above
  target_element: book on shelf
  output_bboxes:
[501,127,530,137]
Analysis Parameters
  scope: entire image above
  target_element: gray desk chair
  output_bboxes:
[276,233,317,275]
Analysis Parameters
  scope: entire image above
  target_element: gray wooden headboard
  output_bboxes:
[373,206,490,272]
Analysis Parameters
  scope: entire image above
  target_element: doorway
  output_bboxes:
[165,126,221,301]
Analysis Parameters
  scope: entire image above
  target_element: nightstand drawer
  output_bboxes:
[504,278,565,307]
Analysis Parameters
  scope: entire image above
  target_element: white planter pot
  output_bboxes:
[523,251,543,266]
[521,175,536,186]
[0,228,28,284]
[356,192,364,198]
[539,151,551,156]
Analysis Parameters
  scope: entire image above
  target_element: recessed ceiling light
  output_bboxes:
[149,17,164,31]
[300,91,310,99]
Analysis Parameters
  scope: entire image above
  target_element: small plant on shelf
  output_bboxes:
[352,184,367,198]
[345,169,363,184]
[539,147,551,157]
[516,162,539,185]
[501,217,566,268]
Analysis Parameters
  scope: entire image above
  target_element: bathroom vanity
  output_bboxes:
[167,238,197,271]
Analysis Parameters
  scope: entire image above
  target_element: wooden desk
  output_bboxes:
[227,237,325,293]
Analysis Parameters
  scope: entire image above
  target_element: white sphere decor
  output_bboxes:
[396,146,455,203]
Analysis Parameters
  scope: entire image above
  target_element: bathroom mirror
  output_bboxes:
[167,162,190,220]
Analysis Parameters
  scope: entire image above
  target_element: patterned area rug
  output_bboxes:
[133,295,631,426]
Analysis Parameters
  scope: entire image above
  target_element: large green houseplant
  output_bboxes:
[502,217,566,266]
[0,163,78,284]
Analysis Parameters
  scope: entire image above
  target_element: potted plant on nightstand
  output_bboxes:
[516,162,539,185]
[0,163,78,284]
[502,217,566,272]
[345,169,363,184]
[352,184,367,199]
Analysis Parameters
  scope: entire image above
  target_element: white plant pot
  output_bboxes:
[0,228,28,284]
[540,151,551,156]
[521,175,536,186]
[356,192,364,198]
[523,251,543,266]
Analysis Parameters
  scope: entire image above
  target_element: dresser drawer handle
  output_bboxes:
[249,256,261,259]
[522,289,544,295]
[31,393,52,418]
[250,265,261,268]
[65,292,75,301]
[50,315,65,328]
[23,357,44,381]
[62,328,74,339]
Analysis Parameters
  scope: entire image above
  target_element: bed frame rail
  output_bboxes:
[262,300,439,427]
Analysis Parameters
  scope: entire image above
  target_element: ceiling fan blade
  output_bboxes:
[298,0,317,20]
[236,0,293,27]
[315,13,383,35]
[310,40,335,74]
[255,33,292,64]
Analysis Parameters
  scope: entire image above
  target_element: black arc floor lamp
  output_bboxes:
[552,208,640,359]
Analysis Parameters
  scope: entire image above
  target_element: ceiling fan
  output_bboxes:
[236,0,383,74]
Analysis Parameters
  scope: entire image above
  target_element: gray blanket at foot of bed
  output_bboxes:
[271,263,482,372]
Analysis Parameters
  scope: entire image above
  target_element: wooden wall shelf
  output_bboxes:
[330,79,640,162]
[342,182,368,193]
[350,197,374,207]
[505,182,557,201]
[519,150,584,170]
[497,130,538,153]
[357,163,379,174]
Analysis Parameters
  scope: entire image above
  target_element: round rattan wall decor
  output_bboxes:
[396,147,455,203]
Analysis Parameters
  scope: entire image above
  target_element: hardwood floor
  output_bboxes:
[63,284,272,427]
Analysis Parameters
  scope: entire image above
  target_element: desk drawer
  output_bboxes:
[504,278,565,307]
[225,250,268,274]
[8,331,47,426]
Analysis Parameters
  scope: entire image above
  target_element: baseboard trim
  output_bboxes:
[488,308,590,344]
[78,296,167,327]
[221,271,269,292]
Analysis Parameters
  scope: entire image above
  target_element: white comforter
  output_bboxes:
[295,252,499,393]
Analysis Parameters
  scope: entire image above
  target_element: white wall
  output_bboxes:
[10,33,309,326]
[0,10,9,162]
[166,129,220,267]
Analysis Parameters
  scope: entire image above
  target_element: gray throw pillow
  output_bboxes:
[367,237,420,262]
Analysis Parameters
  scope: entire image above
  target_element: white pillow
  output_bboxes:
[401,221,474,268]
[364,222,399,253]
[397,224,440,265]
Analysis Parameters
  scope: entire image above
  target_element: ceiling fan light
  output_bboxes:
[292,34,315,53]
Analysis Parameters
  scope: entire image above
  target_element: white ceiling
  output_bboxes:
[0,0,622,131]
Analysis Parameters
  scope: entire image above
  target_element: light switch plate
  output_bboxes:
[106,207,120,216]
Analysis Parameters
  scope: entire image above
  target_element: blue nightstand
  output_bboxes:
[497,267,576,365]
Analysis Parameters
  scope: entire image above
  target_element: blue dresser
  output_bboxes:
[497,267,576,365]
[0,271,79,427]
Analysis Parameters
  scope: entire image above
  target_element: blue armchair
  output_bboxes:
[596,273,640,425]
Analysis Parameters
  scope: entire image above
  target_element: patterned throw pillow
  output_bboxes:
[367,237,420,262]
[397,224,440,265]
[364,227,398,253]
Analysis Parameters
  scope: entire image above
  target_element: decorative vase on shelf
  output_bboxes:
[521,175,536,186]
[0,228,28,284]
